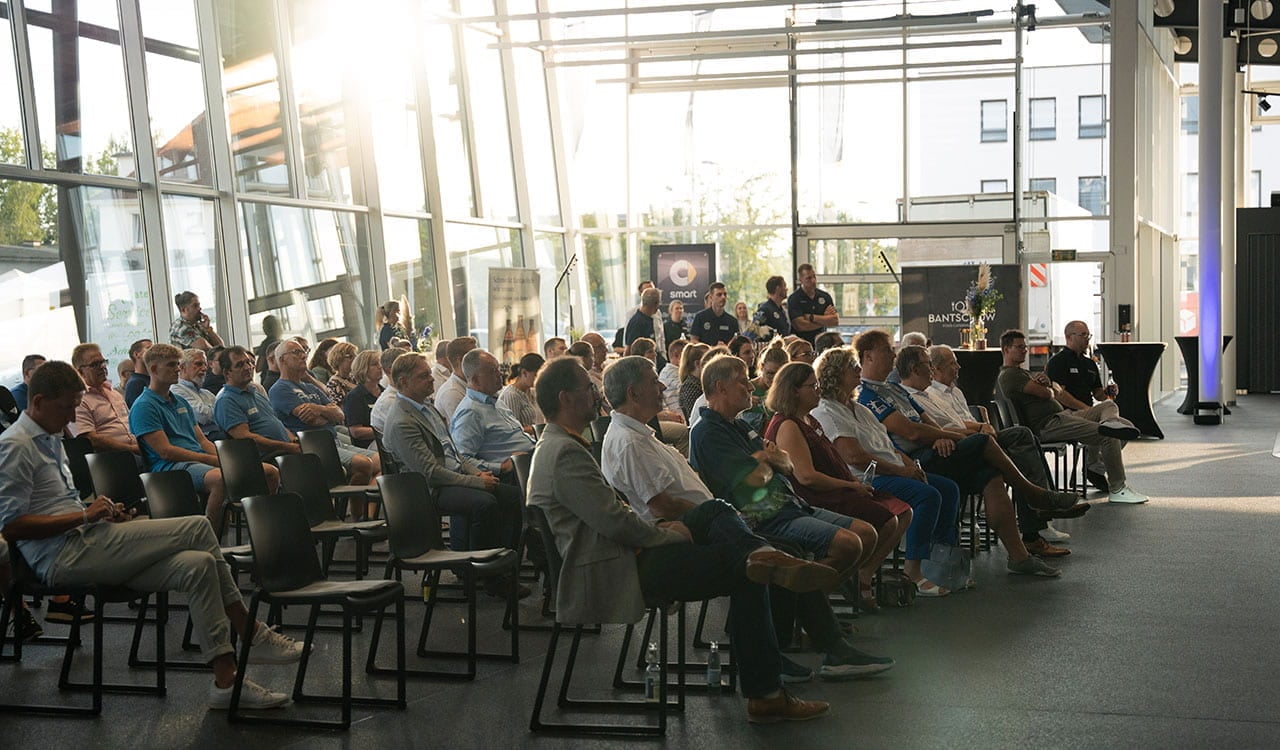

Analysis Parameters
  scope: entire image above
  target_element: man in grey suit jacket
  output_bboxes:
[527,357,831,724]
[382,352,526,599]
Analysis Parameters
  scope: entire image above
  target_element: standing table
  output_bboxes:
[1173,335,1233,415]
[1095,342,1167,439]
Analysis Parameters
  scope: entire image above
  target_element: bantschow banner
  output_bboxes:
[651,243,716,317]
[900,263,1022,347]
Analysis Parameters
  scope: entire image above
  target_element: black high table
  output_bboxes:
[1095,342,1166,439]
[954,349,1004,407]
[1174,335,1233,415]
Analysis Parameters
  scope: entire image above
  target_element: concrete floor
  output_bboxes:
[4,393,1279,749]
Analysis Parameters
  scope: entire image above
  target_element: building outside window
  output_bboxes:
[1029,177,1057,194]
[1181,95,1199,135]
[1079,95,1106,139]
[1079,176,1107,215]
[980,179,1008,193]
[1029,97,1056,140]
[981,100,1008,142]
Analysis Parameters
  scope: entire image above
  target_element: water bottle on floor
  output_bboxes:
[644,642,661,703]
[706,641,722,690]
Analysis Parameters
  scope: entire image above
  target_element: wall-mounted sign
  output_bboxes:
[651,243,716,317]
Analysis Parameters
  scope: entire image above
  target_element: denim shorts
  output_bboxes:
[755,503,853,559]
[335,440,377,469]
[172,461,215,492]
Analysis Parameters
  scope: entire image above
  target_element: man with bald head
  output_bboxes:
[580,332,610,390]
[434,336,478,420]
[450,349,535,476]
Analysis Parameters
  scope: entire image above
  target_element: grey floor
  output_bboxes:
[5,393,1280,749]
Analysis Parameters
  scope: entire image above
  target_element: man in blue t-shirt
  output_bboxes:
[268,339,379,486]
[213,346,302,458]
[689,282,737,346]
[11,354,46,412]
[787,264,838,346]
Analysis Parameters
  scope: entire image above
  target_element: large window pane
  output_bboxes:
[460,20,518,222]
[77,187,155,361]
[367,4,426,213]
[141,0,213,184]
[161,195,222,327]
[445,222,519,347]
[534,232,569,341]
[240,202,372,346]
[28,6,135,175]
[383,216,442,343]
[513,45,561,226]
[218,0,290,193]
[800,82,904,223]
[0,9,26,165]
[424,20,475,217]
[288,0,357,204]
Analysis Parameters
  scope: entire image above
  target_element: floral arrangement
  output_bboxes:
[965,263,1003,322]
[415,324,434,353]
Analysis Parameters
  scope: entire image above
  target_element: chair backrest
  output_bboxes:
[533,423,548,439]
[85,451,146,509]
[526,504,562,601]
[215,438,271,502]
[372,429,401,475]
[62,435,96,500]
[992,384,1022,430]
[275,453,341,526]
[140,470,204,519]
[376,472,443,561]
[242,493,324,593]
[512,452,533,499]
[297,429,347,488]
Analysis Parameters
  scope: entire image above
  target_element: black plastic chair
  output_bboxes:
[367,472,519,680]
[275,453,387,577]
[62,435,96,500]
[528,503,681,737]
[141,469,253,575]
[297,429,380,518]
[85,451,147,511]
[215,438,272,544]
[231,493,406,730]
[993,386,1082,496]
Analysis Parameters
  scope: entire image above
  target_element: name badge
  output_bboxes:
[719,325,729,331]
[1069,367,1079,373]
[177,407,188,414]
[248,407,258,415]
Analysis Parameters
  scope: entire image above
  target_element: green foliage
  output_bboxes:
[0,128,58,246]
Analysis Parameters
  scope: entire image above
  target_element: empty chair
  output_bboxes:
[231,493,406,730]
[215,438,272,544]
[62,435,96,500]
[274,453,387,577]
[297,429,379,519]
[85,451,146,511]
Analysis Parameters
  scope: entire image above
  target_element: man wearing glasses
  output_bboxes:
[69,343,139,456]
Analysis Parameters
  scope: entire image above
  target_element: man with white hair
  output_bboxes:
[171,348,224,441]
[886,331,928,384]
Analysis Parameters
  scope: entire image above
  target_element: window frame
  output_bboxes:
[980,99,1008,143]
[1078,94,1107,139]
[1028,97,1056,141]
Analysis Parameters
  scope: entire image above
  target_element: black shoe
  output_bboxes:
[1035,502,1091,520]
[1098,422,1140,441]
[13,605,43,642]
[1086,469,1110,492]
[44,596,95,624]
[483,575,532,600]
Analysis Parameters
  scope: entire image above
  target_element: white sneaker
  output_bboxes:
[208,678,290,710]
[1040,524,1071,542]
[249,623,304,664]
[1108,486,1149,504]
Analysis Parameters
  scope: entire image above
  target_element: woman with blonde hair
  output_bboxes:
[786,337,816,364]
[325,341,359,405]
[342,350,383,448]
[765,360,912,608]
[677,341,710,420]
[375,300,408,350]
[664,299,688,344]
[810,347,961,597]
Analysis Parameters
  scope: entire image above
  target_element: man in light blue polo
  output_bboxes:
[450,349,534,477]
[213,346,302,459]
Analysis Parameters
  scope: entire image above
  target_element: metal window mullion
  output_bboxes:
[10,0,43,168]
[415,2,457,338]
[349,62,390,326]
[196,0,251,347]
[271,0,307,200]
[495,0,532,269]
[538,0,582,321]
[118,0,172,340]
[452,18,484,219]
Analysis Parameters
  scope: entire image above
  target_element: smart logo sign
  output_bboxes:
[651,244,716,317]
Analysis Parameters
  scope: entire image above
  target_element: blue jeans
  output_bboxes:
[755,503,853,559]
[872,473,960,560]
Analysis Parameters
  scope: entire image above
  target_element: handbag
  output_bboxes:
[875,570,917,608]
[920,542,973,592]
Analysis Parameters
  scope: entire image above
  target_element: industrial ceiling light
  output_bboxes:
[1246,89,1274,111]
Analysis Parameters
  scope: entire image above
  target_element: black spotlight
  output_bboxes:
[1261,96,1273,112]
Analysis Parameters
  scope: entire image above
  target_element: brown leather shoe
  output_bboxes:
[747,690,830,724]
[1027,538,1071,558]
[745,550,841,593]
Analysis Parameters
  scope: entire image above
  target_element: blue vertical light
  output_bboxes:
[1197,0,1222,414]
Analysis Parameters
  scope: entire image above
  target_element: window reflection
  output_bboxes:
[141,0,213,184]
[0,12,25,165]
[162,195,221,326]
[288,0,357,204]
[218,0,290,193]
[75,187,156,361]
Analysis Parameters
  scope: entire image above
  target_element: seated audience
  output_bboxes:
[214,346,303,460]
[528,356,833,724]
[580,332,611,390]
[658,339,687,415]
[543,336,568,360]
[498,353,545,429]
[12,354,46,412]
[787,338,816,365]
[886,331,927,384]
[626,337,657,362]
[203,346,227,393]
[171,348,225,441]
[450,349,535,476]
[810,347,961,595]
[678,342,711,421]
[324,341,359,405]
[169,291,224,351]
[69,343,139,456]
[765,361,910,607]
[123,339,153,407]
[729,335,757,376]
[308,338,340,383]
[115,359,133,398]
[434,336,478,420]
[431,339,453,392]
[813,331,844,355]
[260,340,282,392]
[370,347,408,433]
[381,352,525,598]
[0,359,302,710]
[342,350,383,448]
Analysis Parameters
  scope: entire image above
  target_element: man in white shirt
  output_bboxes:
[434,336,476,420]
[370,348,406,432]
[430,339,452,393]
[658,339,686,415]
[171,348,224,440]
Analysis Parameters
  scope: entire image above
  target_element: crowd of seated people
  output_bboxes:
[0,273,1145,727]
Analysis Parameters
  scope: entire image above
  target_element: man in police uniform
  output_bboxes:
[787,264,839,346]
[753,275,791,340]
[690,282,737,346]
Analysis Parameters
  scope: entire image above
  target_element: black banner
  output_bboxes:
[651,244,716,317]
[900,264,1022,347]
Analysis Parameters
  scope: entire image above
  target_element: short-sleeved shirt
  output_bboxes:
[169,315,217,348]
[689,308,738,346]
[921,380,975,431]
[0,413,87,582]
[129,388,204,472]
[786,287,835,344]
[689,406,798,525]
[268,378,338,436]
[753,298,791,338]
[856,378,929,454]
[997,366,1064,432]
[343,383,378,447]
[810,397,902,466]
[658,364,682,414]
[123,372,150,408]
[602,411,711,523]
[214,383,292,443]
[1045,348,1102,405]
[70,385,136,448]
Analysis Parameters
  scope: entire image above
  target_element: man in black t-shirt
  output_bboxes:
[1045,321,1116,408]
[787,264,838,345]
[753,275,791,340]
[690,282,737,346]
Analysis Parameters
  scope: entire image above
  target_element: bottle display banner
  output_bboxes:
[488,267,543,366]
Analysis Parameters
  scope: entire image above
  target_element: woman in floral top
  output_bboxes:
[325,341,359,405]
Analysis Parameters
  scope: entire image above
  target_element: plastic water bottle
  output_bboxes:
[861,460,878,484]
[644,642,661,703]
[706,641,722,690]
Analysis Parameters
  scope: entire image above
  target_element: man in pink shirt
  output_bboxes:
[69,343,139,455]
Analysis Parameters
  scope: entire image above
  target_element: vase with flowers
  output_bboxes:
[965,263,1002,350]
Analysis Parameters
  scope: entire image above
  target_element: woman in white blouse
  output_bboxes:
[810,347,963,596]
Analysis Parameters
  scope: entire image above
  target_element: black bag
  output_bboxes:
[875,570,917,608]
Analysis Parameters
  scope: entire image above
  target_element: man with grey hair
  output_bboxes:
[886,331,929,383]
[450,349,534,476]
[435,336,478,420]
[623,287,666,361]
[172,348,224,440]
